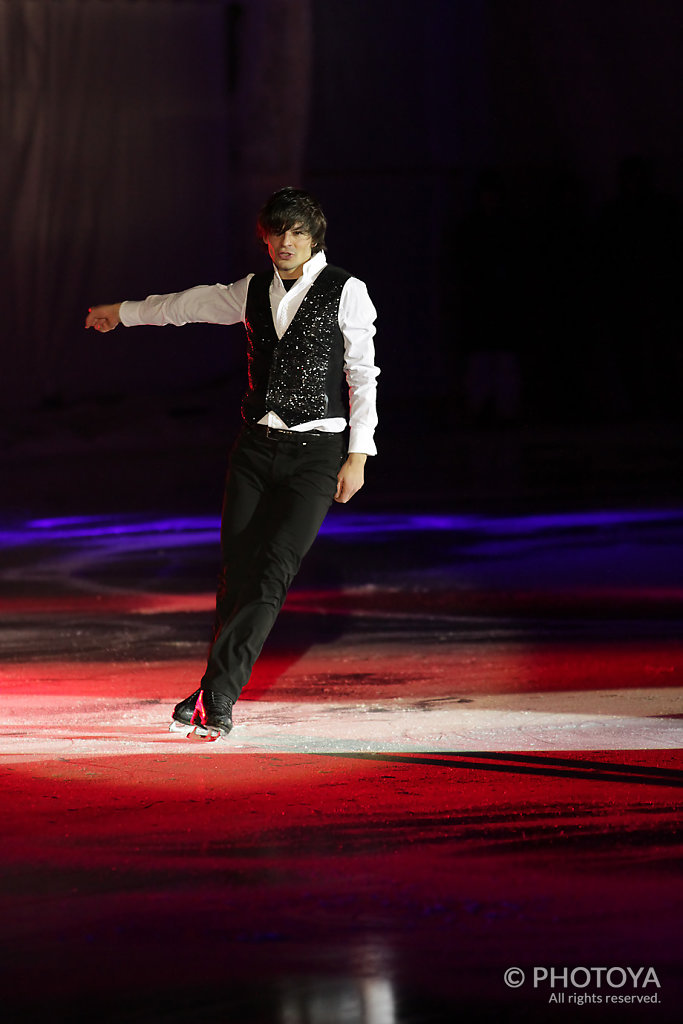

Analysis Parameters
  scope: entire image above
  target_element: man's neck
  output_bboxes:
[276,250,325,281]
[279,264,306,281]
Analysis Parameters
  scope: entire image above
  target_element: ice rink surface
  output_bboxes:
[1,422,681,1022]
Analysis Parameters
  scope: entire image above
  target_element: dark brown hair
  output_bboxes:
[256,187,327,252]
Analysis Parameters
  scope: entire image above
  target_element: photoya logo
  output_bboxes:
[533,967,660,989]
[505,965,661,993]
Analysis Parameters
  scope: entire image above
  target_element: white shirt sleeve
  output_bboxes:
[339,277,380,456]
[119,276,253,328]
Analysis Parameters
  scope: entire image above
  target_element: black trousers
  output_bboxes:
[200,426,346,702]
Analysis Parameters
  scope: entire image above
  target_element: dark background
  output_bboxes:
[1,0,681,505]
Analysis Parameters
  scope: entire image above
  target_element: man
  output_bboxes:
[85,187,379,740]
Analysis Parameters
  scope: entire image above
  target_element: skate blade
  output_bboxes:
[169,720,222,741]
[169,719,191,735]
[169,720,209,737]
[202,726,227,740]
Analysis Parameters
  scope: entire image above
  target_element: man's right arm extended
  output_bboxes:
[85,279,253,333]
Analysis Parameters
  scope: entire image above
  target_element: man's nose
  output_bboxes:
[282,231,295,246]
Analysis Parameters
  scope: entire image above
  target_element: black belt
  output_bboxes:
[248,423,339,443]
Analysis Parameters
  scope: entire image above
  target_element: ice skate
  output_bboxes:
[191,688,233,739]
[169,687,209,736]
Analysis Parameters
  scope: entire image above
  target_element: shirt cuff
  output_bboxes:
[118,300,141,327]
[348,426,377,456]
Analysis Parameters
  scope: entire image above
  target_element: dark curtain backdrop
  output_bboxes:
[0,0,311,408]
[1,0,680,410]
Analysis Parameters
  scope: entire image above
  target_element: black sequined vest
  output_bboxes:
[241,265,351,426]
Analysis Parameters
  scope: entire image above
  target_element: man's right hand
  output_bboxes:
[85,303,122,332]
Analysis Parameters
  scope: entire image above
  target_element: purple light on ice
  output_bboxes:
[0,508,680,552]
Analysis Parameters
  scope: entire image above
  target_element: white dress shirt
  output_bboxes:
[119,251,379,455]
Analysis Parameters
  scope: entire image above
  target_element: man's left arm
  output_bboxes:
[335,451,367,503]
[335,279,379,504]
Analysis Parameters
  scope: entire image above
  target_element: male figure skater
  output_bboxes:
[86,187,379,739]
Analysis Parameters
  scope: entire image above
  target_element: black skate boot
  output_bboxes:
[169,688,202,735]
[192,688,233,739]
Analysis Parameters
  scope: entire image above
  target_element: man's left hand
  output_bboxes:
[335,453,367,503]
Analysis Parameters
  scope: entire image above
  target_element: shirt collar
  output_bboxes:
[273,249,327,288]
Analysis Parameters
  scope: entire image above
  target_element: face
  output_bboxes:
[265,223,314,279]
